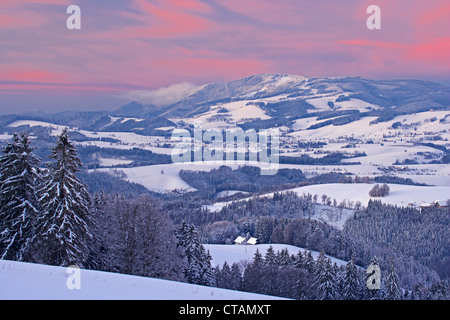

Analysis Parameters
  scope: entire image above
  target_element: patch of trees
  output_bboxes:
[369,109,398,124]
[262,99,314,118]
[307,172,353,184]
[316,109,359,121]
[279,152,364,166]
[307,112,361,129]
[238,117,293,131]
[393,158,419,165]
[374,175,428,186]
[296,141,327,149]
[179,166,306,194]
[417,142,449,154]
[442,154,450,164]
[368,183,390,197]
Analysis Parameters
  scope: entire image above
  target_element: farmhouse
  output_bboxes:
[234,236,246,245]
[247,237,259,245]
[419,200,449,211]
[433,200,448,208]
[234,236,259,245]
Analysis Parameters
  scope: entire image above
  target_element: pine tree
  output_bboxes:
[0,133,42,261]
[304,249,315,274]
[176,222,215,286]
[342,258,360,300]
[386,261,402,300]
[315,256,337,300]
[230,262,242,291]
[201,247,216,287]
[264,245,277,266]
[34,129,94,268]
[216,261,232,289]
[293,250,305,269]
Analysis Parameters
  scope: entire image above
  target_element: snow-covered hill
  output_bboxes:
[205,183,450,212]
[0,260,283,300]
[205,244,349,267]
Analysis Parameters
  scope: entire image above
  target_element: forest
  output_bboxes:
[0,130,448,299]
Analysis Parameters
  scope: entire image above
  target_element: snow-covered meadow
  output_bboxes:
[0,259,284,300]
[204,244,349,268]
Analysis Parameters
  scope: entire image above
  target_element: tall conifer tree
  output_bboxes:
[0,133,42,261]
[35,129,93,267]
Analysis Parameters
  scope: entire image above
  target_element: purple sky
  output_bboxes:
[0,0,449,114]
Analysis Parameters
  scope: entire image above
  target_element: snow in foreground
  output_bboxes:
[0,260,283,300]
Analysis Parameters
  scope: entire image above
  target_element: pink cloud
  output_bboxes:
[165,0,213,14]
[415,3,450,27]
[128,0,214,38]
[407,38,450,66]
[336,39,404,50]
[2,69,66,83]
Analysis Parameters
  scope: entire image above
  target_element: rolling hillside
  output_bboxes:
[0,259,283,300]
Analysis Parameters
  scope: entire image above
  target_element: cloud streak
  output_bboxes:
[121,82,199,107]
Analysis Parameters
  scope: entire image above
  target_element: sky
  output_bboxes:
[0,0,449,114]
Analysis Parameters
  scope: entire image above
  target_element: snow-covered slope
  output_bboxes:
[206,183,450,213]
[0,260,283,300]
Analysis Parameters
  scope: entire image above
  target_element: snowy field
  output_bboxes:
[0,260,284,300]
[289,111,450,141]
[206,183,450,213]
[284,183,450,208]
[5,112,450,193]
[204,244,349,268]
[92,160,280,193]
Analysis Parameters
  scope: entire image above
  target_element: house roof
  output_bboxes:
[234,236,246,244]
[419,203,431,207]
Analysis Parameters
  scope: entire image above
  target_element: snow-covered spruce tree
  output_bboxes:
[34,128,94,268]
[315,255,338,300]
[0,133,42,261]
[176,222,215,286]
[386,261,402,300]
[341,258,361,300]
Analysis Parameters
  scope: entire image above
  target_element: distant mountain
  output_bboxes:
[1,73,449,134]
[158,74,450,118]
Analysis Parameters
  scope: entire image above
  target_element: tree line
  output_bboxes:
[213,247,431,300]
